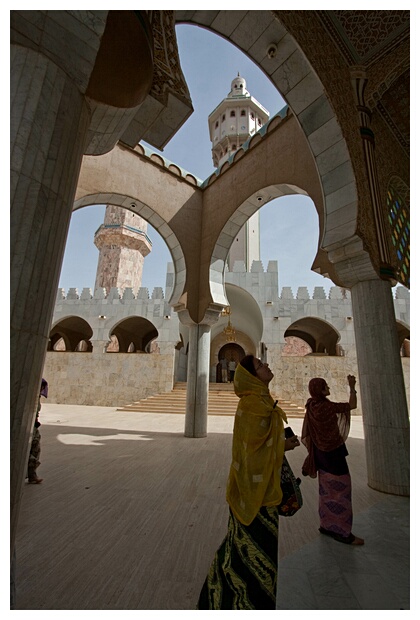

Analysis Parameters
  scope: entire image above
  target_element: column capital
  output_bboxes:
[175,303,224,328]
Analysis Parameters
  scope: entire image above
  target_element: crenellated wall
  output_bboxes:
[47,261,410,408]
[52,278,180,353]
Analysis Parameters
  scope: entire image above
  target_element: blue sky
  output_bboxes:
[59,23,337,296]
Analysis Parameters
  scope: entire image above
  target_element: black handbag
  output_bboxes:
[278,430,303,517]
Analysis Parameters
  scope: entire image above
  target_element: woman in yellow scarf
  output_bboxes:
[197,355,300,609]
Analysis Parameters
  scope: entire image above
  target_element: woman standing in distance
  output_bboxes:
[301,375,364,545]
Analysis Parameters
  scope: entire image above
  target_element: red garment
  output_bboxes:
[301,378,350,478]
[318,471,352,537]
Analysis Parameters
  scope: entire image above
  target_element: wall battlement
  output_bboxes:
[57,286,167,302]
[57,257,410,304]
[56,285,356,302]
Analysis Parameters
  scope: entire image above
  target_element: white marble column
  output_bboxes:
[351,279,409,495]
[184,324,212,438]
[10,45,90,553]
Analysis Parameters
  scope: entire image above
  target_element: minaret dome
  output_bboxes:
[208,73,269,169]
[229,74,248,96]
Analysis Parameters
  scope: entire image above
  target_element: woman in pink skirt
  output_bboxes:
[301,375,364,546]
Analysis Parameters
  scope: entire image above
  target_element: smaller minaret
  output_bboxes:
[94,205,152,293]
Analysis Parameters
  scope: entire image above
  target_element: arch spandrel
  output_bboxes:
[201,114,326,313]
[75,143,202,313]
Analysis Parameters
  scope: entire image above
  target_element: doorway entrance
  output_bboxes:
[216,343,245,383]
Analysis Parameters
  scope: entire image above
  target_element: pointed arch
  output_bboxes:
[49,316,93,352]
[108,316,159,353]
[284,317,341,356]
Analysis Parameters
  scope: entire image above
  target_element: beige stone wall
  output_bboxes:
[43,349,409,414]
[401,357,410,408]
[282,336,312,356]
[43,351,175,406]
[268,347,410,415]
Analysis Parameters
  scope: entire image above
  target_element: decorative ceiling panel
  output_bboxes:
[377,70,410,153]
[317,10,410,66]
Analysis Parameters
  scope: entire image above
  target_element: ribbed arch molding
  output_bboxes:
[175,12,369,284]
[209,184,307,306]
[73,193,186,306]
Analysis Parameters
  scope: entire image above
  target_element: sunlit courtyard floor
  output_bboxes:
[14,404,410,611]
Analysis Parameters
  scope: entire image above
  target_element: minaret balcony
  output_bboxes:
[94,224,152,255]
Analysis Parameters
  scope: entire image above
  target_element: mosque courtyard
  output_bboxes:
[14,404,409,611]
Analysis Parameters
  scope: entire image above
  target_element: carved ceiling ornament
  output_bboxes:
[317,10,409,67]
[375,70,409,155]
[149,10,191,106]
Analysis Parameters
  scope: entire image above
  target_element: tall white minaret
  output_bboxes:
[208,74,269,270]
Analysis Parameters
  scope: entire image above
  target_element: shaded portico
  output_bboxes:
[11,10,409,560]
[75,108,408,497]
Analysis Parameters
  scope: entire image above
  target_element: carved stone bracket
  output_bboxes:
[327,236,378,288]
[175,303,225,329]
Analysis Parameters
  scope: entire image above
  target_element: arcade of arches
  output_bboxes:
[45,275,409,411]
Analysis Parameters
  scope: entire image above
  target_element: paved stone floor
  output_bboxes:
[13,404,410,613]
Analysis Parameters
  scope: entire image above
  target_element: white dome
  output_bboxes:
[229,74,248,96]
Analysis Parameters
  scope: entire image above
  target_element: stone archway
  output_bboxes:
[174,12,372,286]
[107,316,159,353]
[203,118,326,312]
[74,143,199,313]
[219,343,245,364]
[48,316,93,352]
[219,343,245,383]
[284,317,341,356]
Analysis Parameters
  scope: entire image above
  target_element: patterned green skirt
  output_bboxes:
[197,506,279,609]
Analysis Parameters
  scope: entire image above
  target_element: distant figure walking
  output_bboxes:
[27,378,48,484]
[220,357,228,383]
[301,375,364,545]
[228,358,236,383]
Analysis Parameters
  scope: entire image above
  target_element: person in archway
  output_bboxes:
[197,355,301,609]
[301,375,364,545]
[27,378,48,484]
[220,356,228,383]
[227,357,236,382]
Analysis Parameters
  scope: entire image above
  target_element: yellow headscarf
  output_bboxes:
[226,362,288,525]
